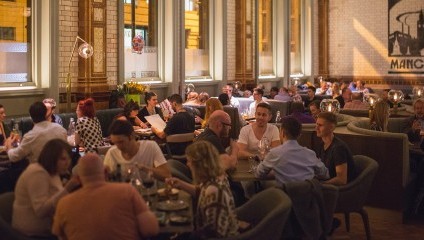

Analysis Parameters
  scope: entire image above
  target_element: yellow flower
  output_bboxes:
[118,81,146,94]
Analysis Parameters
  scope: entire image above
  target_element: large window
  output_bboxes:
[185,0,210,79]
[123,0,158,81]
[0,0,31,83]
[258,0,274,77]
[290,0,302,75]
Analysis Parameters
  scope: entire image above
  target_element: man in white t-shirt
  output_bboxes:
[104,120,171,180]
[238,102,280,158]
[248,88,265,117]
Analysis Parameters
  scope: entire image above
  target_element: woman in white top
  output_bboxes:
[237,102,280,158]
[12,139,80,238]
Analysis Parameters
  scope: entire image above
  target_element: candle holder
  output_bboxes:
[413,86,424,99]
[388,90,404,114]
[291,77,301,87]
[320,99,341,114]
[363,93,380,118]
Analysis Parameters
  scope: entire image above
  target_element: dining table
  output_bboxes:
[229,157,275,182]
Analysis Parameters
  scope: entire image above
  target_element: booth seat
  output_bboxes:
[7,108,123,137]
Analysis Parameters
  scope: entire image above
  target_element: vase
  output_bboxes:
[125,94,141,104]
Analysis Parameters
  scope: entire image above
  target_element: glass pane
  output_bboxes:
[185,0,210,78]
[0,0,32,83]
[123,0,159,80]
[290,0,302,74]
[258,0,273,76]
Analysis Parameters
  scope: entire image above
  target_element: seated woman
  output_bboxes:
[370,100,389,132]
[202,98,223,128]
[115,100,147,129]
[12,139,80,238]
[167,141,239,239]
[184,92,210,106]
[0,104,8,147]
[75,98,106,153]
[138,92,164,124]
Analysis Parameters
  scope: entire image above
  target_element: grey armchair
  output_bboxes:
[214,187,292,240]
[334,155,379,240]
[0,192,36,240]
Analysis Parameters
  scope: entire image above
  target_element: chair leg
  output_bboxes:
[359,208,371,240]
[344,212,350,232]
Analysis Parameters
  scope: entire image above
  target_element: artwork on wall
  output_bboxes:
[388,0,424,74]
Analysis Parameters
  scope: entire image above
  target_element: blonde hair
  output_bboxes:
[202,98,223,128]
[370,100,389,132]
[185,141,223,184]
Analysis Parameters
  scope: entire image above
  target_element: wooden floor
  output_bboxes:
[331,207,424,240]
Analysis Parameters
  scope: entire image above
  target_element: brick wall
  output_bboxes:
[106,0,118,87]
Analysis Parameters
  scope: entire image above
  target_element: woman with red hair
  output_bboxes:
[75,98,105,153]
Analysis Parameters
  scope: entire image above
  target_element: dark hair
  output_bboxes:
[256,102,272,114]
[29,102,47,123]
[78,98,96,118]
[254,88,264,96]
[144,92,157,105]
[169,94,183,105]
[218,93,230,106]
[318,112,337,125]
[308,86,316,93]
[123,100,140,118]
[341,87,351,94]
[308,100,321,109]
[290,102,305,113]
[38,139,72,175]
[108,119,134,137]
[270,87,279,93]
[281,117,302,139]
[0,104,3,109]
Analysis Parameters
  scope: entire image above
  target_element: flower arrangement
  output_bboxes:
[117,80,147,96]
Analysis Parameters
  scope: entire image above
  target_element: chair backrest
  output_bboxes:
[0,191,14,224]
[220,187,292,240]
[335,155,379,212]
[166,133,195,143]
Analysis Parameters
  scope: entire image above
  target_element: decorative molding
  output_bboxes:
[93,27,104,73]
[93,8,104,22]
[318,0,328,76]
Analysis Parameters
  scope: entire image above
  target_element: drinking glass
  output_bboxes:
[258,137,270,157]
[140,170,155,206]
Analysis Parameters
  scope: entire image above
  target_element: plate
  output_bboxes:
[169,214,191,225]
[135,128,152,134]
[156,200,189,211]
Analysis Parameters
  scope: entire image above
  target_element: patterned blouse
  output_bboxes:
[194,177,239,239]
[75,116,105,153]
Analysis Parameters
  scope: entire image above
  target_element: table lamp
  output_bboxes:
[363,93,380,118]
[320,99,341,114]
[66,36,94,112]
[413,86,424,99]
[388,90,404,114]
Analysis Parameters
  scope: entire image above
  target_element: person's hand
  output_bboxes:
[230,139,239,154]
[165,177,182,189]
[195,116,203,124]
[413,120,422,131]
[64,175,81,192]
[140,122,148,129]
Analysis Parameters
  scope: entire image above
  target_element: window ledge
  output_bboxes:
[0,87,45,97]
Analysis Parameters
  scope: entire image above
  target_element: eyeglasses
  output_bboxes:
[221,122,232,128]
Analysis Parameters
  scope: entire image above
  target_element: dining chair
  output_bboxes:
[334,155,379,240]
[213,187,292,240]
[165,132,195,161]
[0,192,37,240]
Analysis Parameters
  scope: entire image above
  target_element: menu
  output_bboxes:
[145,114,166,131]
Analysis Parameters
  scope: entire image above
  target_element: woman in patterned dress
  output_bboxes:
[167,141,239,239]
[75,98,105,153]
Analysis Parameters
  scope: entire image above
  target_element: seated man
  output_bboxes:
[255,117,328,185]
[238,102,280,158]
[315,112,356,185]
[404,98,424,144]
[248,88,265,117]
[304,86,318,108]
[343,92,369,110]
[289,102,315,123]
[104,120,171,180]
[152,94,195,156]
[53,153,159,239]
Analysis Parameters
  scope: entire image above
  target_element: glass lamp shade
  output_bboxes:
[78,43,94,59]
[291,77,301,87]
[320,99,341,114]
[185,83,195,94]
[413,87,424,99]
[388,90,404,103]
[363,93,380,108]
[234,81,242,91]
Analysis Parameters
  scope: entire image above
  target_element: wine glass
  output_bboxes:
[140,170,155,206]
[258,137,270,158]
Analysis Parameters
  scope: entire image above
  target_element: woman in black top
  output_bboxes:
[115,100,147,129]
[138,92,164,123]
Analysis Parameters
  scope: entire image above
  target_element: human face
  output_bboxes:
[307,89,315,99]
[414,101,424,118]
[56,150,71,175]
[45,103,53,121]
[315,117,335,138]
[255,106,272,127]
[219,118,231,137]
[76,106,83,118]
[147,95,158,108]
[309,105,320,118]
[0,107,6,122]
[110,134,133,154]
[226,86,233,97]
[130,109,139,118]
[253,91,262,101]
[342,89,352,102]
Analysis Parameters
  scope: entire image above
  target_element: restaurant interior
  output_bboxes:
[1,0,424,239]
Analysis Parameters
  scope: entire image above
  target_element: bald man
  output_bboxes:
[196,110,239,170]
[53,153,158,240]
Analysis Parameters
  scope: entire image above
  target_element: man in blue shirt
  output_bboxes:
[254,117,328,186]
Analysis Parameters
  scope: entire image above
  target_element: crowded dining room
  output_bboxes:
[1,0,424,239]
